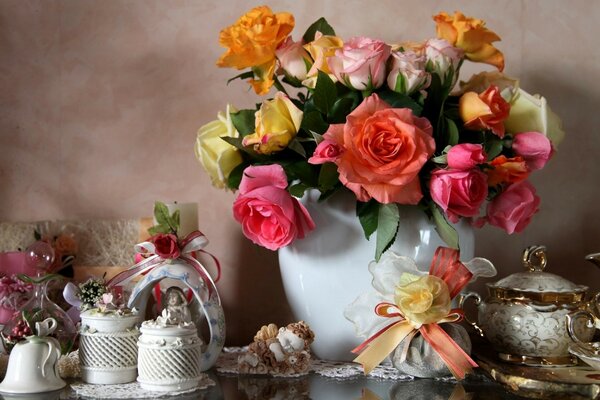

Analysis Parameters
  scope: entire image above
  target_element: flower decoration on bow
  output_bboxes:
[345,247,495,379]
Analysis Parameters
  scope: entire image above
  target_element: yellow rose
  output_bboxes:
[216,6,295,95]
[503,88,565,147]
[395,273,451,326]
[302,32,344,88]
[433,11,504,71]
[243,92,303,154]
[195,105,243,188]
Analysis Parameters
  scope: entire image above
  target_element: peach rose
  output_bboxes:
[459,85,510,138]
[54,234,77,255]
[217,6,295,94]
[487,155,529,186]
[302,32,344,88]
[324,94,435,204]
[433,11,504,71]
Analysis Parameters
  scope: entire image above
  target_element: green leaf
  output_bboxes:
[485,134,504,160]
[171,210,180,231]
[317,163,339,192]
[154,202,170,226]
[148,225,171,236]
[302,17,335,43]
[289,183,310,198]
[287,139,307,158]
[375,204,400,261]
[329,97,355,123]
[431,204,459,249]
[300,110,329,134]
[226,70,254,85]
[357,200,379,240]
[220,136,265,160]
[377,89,423,116]
[33,230,41,241]
[283,161,319,186]
[230,109,256,136]
[227,162,247,190]
[313,70,337,116]
[446,118,459,146]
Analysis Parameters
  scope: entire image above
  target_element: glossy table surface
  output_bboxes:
[0,370,527,400]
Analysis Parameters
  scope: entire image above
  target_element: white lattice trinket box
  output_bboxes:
[79,311,140,384]
[137,321,203,392]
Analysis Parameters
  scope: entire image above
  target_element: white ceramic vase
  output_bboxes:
[278,190,474,361]
[79,311,140,384]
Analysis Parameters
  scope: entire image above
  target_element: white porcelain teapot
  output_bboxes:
[0,317,66,394]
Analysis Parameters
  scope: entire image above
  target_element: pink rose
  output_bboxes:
[308,139,343,164]
[328,37,391,90]
[387,50,430,95]
[233,165,315,250]
[152,234,181,259]
[276,37,312,81]
[430,168,488,222]
[424,39,463,84]
[447,143,487,170]
[486,180,540,234]
[325,94,435,204]
[512,131,553,171]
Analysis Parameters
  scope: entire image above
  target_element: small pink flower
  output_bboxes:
[512,131,553,171]
[430,168,488,222]
[328,37,391,90]
[101,293,113,305]
[447,143,487,170]
[486,180,540,234]
[233,165,315,250]
[152,234,181,259]
[308,139,343,164]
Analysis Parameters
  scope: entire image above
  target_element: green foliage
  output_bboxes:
[230,109,256,136]
[148,201,181,236]
[377,89,424,116]
[375,204,400,261]
[313,70,337,116]
[302,17,335,43]
[430,203,459,249]
[357,200,379,240]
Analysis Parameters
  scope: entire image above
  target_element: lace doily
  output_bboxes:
[0,219,141,266]
[217,347,416,381]
[70,374,215,399]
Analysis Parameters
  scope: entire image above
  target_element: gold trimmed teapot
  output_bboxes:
[459,245,595,366]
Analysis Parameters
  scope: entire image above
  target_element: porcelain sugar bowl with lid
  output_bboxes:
[459,245,595,366]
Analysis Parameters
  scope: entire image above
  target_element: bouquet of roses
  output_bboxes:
[195,6,564,260]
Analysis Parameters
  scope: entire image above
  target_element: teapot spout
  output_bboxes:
[585,253,600,268]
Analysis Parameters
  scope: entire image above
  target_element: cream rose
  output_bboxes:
[395,273,451,326]
[195,104,243,188]
[503,88,565,147]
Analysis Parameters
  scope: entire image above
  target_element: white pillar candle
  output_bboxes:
[157,202,199,238]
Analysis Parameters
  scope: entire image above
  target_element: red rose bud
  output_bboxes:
[151,233,181,259]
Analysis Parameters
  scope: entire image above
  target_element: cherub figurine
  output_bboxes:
[238,321,315,375]
[156,286,192,326]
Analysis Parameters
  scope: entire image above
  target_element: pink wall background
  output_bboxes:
[2,0,600,344]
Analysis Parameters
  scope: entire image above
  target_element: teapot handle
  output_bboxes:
[457,291,484,337]
[567,310,597,346]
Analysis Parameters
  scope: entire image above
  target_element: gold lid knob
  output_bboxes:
[522,245,547,272]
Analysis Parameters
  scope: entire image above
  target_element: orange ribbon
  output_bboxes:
[351,247,477,379]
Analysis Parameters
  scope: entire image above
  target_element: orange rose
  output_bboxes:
[433,11,504,71]
[217,6,295,94]
[487,155,529,186]
[324,94,435,204]
[54,234,77,255]
[459,85,510,137]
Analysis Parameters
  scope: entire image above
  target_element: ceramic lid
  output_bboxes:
[487,245,588,302]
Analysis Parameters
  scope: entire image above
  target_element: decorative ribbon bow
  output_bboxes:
[351,247,477,379]
[107,231,221,295]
